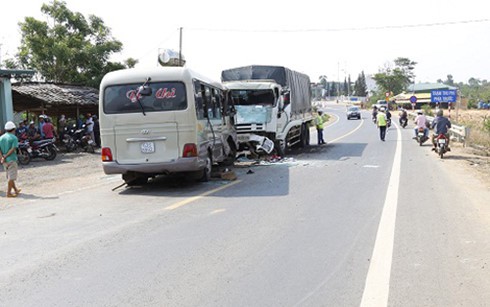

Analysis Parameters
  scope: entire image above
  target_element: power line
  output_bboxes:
[188,18,490,33]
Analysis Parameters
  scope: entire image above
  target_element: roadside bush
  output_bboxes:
[421,104,433,116]
[484,117,490,132]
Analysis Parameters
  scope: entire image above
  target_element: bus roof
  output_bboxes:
[100,67,223,90]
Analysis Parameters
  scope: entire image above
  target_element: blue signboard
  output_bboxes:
[431,90,457,103]
[410,95,417,103]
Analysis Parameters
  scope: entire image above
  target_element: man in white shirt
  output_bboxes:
[413,110,428,138]
[85,113,95,144]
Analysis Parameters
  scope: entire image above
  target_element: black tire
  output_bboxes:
[85,144,95,154]
[17,149,31,165]
[299,125,310,148]
[65,140,77,152]
[275,139,287,157]
[44,145,57,161]
[419,139,423,146]
[219,141,237,167]
[439,150,444,159]
[200,152,213,182]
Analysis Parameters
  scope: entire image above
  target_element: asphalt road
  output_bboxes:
[1,102,489,306]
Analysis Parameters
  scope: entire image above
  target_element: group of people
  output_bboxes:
[15,113,101,148]
[413,108,452,150]
[15,115,58,142]
[0,112,101,198]
[372,105,452,150]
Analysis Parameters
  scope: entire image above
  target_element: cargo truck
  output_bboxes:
[221,65,313,156]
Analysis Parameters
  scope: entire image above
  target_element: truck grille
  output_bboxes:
[236,124,264,133]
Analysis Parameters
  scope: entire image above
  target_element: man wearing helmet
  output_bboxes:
[413,110,428,139]
[0,121,22,197]
[431,109,452,150]
[376,107,388,141]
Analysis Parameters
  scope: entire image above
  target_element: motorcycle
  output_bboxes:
[17,138,58,165]
[399,117,408,128]
[434,133,449,158]
[415,127,429,146]
[63,123,95,153]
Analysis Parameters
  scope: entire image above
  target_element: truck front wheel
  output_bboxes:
[275,140,287,157]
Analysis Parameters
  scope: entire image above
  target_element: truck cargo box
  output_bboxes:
[221,65,312,115]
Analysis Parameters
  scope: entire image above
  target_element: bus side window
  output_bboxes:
[213,89,222,120]
[204,86,212,118]
[194,80,204,119]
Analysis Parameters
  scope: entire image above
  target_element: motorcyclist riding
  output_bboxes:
[413,110,429,139]
[372,106,378,123]
[431,109,452,151]
[399,108,408,125]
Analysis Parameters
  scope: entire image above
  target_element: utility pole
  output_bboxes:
[179,27,183,66]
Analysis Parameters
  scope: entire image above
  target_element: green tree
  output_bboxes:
[318,75,328,89]
[343,77,348,95]
[354,71,367,96]
[347,75,352,96]
[373,57,417,95]
[17,0,133,88]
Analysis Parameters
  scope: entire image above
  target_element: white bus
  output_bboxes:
[99,67,238,185]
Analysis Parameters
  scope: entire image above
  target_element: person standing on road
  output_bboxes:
[92,115,101,148]
[0,121,21,197]
[315,110,326,145]
[85,113,95,144]
[377,107,388,141]
[42,117,57,139]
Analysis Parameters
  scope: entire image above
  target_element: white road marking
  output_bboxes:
[329,116,364,144]
[360,122,402,307]
[363,165,380,168]
[324,113,340,128]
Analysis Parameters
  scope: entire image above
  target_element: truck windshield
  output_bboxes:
[103,82,187,114]
[230,89,275,106]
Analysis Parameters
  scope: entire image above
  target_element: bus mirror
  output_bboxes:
[138,85,152,96]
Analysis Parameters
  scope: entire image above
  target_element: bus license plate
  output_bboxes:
[141,142,155,153]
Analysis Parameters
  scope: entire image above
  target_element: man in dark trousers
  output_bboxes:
[377,107,388,141]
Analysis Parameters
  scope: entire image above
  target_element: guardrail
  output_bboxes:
[407,111,470,147]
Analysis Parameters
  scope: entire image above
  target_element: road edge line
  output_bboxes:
[360,122,402,307]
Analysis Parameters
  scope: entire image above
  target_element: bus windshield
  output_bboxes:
[103,82,187,114]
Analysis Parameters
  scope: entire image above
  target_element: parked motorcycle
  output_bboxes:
[434,133,449,158]
[63,123,95,153]
[415,127,429,146]
[17,138,58,165]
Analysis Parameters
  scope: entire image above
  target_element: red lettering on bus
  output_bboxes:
[156,88,176,99]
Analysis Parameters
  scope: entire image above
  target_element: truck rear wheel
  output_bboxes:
[299,124,310,148]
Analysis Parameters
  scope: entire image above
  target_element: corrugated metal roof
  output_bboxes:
[12,83,98,106]
[407,83,458,92]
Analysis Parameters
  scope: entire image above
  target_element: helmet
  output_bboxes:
[4,121,16,130]
[379,106,386,112]
[417,110,423,114]
[437,109,443,117]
